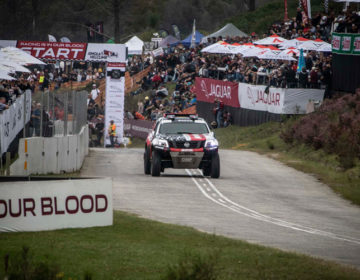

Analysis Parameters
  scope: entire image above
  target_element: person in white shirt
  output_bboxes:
[91,84,100,100]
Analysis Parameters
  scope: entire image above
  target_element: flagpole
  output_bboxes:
[284,0,289,22]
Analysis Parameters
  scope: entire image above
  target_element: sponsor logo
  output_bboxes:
[332,36,341,50]
[342,36,351,51]
[354,37,360,52]
[246,86,281,106]
[200,80,231,100]
[87,49,118,60]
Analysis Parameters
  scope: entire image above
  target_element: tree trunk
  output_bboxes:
[32,0,39,39]
[113,0,120,43]
[249,0,255,11]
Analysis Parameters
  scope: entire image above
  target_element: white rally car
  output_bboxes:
[144,114,220,178]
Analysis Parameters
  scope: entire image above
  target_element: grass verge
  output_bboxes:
[214,122,360,206]
[1,211,359,280]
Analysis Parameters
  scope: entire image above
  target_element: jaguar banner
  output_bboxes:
[195,78,324,114]
[195,77,240,107]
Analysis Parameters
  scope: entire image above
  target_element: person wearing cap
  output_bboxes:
[91,84,100,100]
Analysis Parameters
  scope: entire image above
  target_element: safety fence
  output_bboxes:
[30,90,88,138]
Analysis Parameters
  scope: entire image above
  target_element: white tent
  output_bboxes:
[257,50,297,61]
[201,23,248,43]
[125,36,144,55]
[254,34,288,45]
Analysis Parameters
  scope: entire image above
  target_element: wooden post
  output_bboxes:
[5,152,10,176]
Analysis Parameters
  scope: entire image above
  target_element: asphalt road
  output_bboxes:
[81,148,360,269]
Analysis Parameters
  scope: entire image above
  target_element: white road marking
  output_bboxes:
[185,169,360,246]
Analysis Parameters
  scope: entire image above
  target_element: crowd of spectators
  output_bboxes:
[127,7,360,124]
[0,79,34,111]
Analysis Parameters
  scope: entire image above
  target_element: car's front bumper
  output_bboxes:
[153,146,218,169]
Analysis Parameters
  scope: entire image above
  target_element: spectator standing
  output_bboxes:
[108,120,116,147]
[91,84,100,100]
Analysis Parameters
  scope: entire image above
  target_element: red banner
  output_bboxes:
[16,41,87,60]
[195,77,240,108]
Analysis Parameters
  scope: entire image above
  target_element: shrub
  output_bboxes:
[280,92,360,169]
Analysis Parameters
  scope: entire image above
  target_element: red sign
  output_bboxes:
[16,41,87,60]
[195,77,240,108]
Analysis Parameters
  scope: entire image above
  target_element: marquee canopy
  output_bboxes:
[201,23,248,43]
[125,36,144,55]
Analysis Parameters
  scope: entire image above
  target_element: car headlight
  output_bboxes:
[153,138,169,148]
[205,139,218,149]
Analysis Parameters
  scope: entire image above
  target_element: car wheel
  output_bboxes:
[151,150,161,177]
[210,153,220,179]
[144,149,151,175]
[203,166,211,176]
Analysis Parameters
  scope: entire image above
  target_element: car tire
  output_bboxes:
[210,153,220,179]
[151,150,161,177]
[144,149,151,175]
[203,166,211,176]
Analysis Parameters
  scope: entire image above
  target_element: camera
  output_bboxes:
[107,69,125,79]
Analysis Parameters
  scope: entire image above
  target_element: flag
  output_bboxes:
[48,34,57,42]
[60,37,71,43]
[190,19,196,49]
[300,0,311,22]
[172,24,181,40]
[297,49,305,72]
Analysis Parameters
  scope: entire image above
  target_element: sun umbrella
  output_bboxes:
[254,34,288,45]
[279,37,310,49]
[1,47,46,65]
[0,58,31,73]
[297,40,326,51]
[0,70,15,80]
[279,47,301,57]
[317,43,332,52]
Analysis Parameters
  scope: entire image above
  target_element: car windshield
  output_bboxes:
[159,122,209,135]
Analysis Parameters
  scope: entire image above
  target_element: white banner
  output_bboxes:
[283,88,324,114]
[152,47,164,57]
[105,62,126,145]
[0,90,31,155]
[238,83,285,114]
[238,83,324,114]
[0,178,112,232]
[85,43,127,62]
